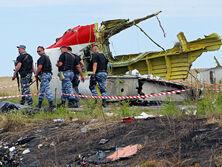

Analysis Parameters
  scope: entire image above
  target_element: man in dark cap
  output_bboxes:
[12,45,35,106]
[35,46,55,109]
[56,46,84,108]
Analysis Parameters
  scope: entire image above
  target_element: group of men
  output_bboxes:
[12,44,109,109]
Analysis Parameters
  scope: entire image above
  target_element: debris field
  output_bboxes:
[1,116,222,167]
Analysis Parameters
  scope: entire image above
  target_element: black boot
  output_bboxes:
[68,100,78,108]
[49,101,56,108]
[102,99,107,108]
[57,101,66,108]
[36,101,42,108]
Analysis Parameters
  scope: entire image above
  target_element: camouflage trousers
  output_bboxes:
[72,73,80,94]
[89,72,108,97]
[38,73,54,102]
[61,71,78,102]
[20,73,33,105]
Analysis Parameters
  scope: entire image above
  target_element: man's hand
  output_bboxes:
[56,62,63,67]
[34,74,38,78]
[12,75,16,81]
[80,75,85,82]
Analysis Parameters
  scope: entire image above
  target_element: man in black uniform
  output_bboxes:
[56,46,84,108]
[89,45,109,107]
[12,45,35,106]
[35,46,55,109]
[67,47,85,95]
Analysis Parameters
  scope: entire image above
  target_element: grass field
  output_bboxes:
[0,76,38,96]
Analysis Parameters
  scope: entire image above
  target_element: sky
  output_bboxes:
[0,0,222,76]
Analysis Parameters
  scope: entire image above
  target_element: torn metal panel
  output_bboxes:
[138,78,191,102]
[106,76,138,97]
[94,12,222,81]
[107,33,222,80]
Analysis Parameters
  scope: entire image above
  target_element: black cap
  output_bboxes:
[67,46,72,51]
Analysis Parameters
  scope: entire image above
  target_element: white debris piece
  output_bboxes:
[22,148,30,154]
[9,146,16,152]
[185,110,197,115]
[126,69,140,76]
[135,112,163,119]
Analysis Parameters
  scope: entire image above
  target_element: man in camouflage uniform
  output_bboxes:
[67,47,85,95]
[56,46,84,108]
[12,45,35,106]
[35,46,55,109]
[89,45,109,107]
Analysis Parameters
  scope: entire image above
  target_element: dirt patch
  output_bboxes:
[1,117,222,167]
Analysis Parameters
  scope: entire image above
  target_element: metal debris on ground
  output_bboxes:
[178,105,198,115]
[81,126,88,133]
[53,119,65,123]
[82,144,142,164]
[134,112,163,119]
[105,144,142,161]
[99,139,109,145]
[90,119,99,123]
[22,148,30,155]
[0,136,34,166]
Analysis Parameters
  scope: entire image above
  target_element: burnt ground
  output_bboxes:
[1,117,222,167]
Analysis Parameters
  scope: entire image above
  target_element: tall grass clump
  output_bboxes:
[160,101,181,118]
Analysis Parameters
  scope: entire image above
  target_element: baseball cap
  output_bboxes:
[17,45,26,49]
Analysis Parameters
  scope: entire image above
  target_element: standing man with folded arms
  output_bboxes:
[12,45,35,106]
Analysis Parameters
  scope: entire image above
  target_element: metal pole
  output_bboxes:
[55,88,57,106]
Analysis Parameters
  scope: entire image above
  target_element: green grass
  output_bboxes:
[1,88,222,131]
[110,100,141,117]
[159,101,182,118]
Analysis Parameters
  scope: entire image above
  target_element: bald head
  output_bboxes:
[92,45,99,54]
[60,47,68,53]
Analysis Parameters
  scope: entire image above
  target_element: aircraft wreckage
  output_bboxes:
[46,11,222,102]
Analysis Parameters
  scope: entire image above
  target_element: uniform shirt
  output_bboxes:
[92,52,109,73]
[58,52,79,71]
[16,52,33,77]
[37,54,52,74]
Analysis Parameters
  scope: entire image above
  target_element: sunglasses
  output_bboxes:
[37,50,42,53]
